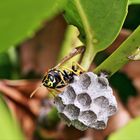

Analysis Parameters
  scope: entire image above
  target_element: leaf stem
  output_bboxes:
[74,0,96,70]
[94,26,140,76]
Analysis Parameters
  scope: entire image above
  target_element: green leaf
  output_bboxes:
[94,26,140,76]
[0,94,24,140]
[64,0,128,54]
[109,117,140,140]
[0,0,67,52]
[57,25,83,67]
[129,0,140,4]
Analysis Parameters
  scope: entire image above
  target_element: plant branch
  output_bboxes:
[94,26,140,76]
[74,0,97,70]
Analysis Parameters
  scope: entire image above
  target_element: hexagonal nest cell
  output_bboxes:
[54,72,118,131]
[79,74,91,90]
[79,110,97,126]
[93,96,109,108]
[63,104,80,120]
[62,86,76,104]
[77,93,92,107]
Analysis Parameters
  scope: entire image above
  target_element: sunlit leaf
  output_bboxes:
[94,26,140,75]
[64,0,128,52]
[0,94,24,140]
[129,0,140,4]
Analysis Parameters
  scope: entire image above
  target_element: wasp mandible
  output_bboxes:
[30,46,85,98]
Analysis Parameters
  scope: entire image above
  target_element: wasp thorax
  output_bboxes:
[54,72,118,131]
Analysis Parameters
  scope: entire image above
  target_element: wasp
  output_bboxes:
[30,46,85,98]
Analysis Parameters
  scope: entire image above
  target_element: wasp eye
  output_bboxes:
[49,75,54,81]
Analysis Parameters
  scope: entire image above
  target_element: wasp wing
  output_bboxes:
[54,46,85,69]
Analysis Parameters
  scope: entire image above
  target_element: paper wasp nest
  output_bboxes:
[54,72,117,131]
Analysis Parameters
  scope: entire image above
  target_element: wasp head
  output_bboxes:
[42,70,59,88]
[30,70,58,98]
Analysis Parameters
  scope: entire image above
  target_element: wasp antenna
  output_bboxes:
[30,84,43,98]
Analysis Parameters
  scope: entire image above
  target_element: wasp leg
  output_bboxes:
[47,88,57,98]
[53,88,62,93]
[72,61,86,72]
[58,70,68,84]
[54,46,85,69]
[48,87,62,94]
[61,66,78,75]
